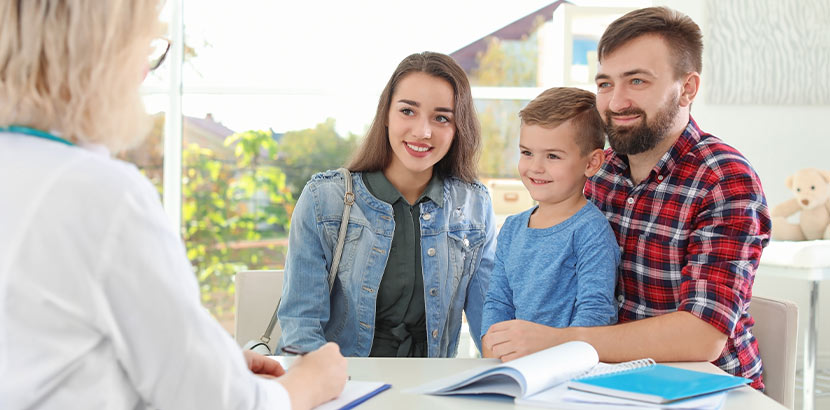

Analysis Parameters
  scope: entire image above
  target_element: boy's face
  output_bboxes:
[518,121,597,207]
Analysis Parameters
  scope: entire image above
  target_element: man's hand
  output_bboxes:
[242,350,286,379]
[482,320,566,362]
[483,313,728,365]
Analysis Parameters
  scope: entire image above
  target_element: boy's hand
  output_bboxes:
[480,341,496,359]
[482,320,566,362]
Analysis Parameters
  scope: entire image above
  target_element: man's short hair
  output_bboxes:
[519,87,604,155]
[598,6,703,78]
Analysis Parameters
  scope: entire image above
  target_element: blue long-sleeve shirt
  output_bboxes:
[482,202,619,336]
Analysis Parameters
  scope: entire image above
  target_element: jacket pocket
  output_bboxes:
[322,221,364,275]
[447,228,485,288]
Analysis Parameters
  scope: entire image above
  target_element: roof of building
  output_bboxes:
[450,0,565,72]
[185,113,235,138]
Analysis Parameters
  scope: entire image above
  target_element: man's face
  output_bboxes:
[595,34,685,156]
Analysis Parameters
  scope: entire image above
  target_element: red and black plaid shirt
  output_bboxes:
[585,117,771,389]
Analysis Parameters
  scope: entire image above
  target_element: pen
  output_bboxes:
[280,345,308,356]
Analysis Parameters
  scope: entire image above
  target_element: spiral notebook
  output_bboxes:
[515,382,728,409]
[567,362,750,404]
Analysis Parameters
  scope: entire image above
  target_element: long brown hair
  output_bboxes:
[347,52,481,183]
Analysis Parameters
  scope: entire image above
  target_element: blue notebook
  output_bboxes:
[567,363,750,404]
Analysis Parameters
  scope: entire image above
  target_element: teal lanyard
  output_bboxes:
[0,125,75,146]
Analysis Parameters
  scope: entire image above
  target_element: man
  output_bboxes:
[481,7,770,389]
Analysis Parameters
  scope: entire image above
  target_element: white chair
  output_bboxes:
[234,270,284,352]
[748,295,799,409]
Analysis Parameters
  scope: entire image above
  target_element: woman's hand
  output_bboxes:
[242,350,286,379]
[277,343,348,410]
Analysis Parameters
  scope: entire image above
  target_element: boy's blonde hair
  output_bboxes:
[0,0,164,152]
[519,87,604,155]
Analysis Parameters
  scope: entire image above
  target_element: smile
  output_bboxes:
[528,177,551,185]
[405,142,430,152]
[403,142,434,158]
[611,115,640,124]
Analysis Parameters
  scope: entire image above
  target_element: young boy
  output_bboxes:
[481,87,619,360]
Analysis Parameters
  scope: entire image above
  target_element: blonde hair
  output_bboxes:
[0,0,164,151]
[519,87,604,155]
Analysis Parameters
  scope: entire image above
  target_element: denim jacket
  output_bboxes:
[277,170,496,357]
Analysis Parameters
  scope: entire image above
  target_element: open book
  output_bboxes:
[408,341,610,399]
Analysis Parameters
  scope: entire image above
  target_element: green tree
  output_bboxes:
[278,118,359,199]
[182,130,294,320]
[121,118,355,327]
[476,100,525,177]
[471,35,538,87]
[225,130,294,235]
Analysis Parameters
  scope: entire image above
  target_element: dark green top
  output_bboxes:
[363,170,444,357]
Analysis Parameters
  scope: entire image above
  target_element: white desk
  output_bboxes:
[759,240,830,410]
[272,357,784,409]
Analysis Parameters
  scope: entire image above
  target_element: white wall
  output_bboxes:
[657,0,830,368]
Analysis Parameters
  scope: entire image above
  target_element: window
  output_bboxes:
[131,0,643,335]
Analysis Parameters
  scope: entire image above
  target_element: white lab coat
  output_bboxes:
[0,133,290,409]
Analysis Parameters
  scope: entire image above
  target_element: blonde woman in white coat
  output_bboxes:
[0,1,346,409]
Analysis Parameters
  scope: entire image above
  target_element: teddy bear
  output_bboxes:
[771,168,830,241]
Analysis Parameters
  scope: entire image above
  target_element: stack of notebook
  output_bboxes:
[409,341,749,409]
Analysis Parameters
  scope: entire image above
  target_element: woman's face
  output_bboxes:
[385,72,456,181]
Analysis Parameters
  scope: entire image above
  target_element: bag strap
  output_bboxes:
[328,167,354,293]
[250,168,354,350]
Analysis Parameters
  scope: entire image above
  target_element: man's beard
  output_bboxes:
[604,93,680,156]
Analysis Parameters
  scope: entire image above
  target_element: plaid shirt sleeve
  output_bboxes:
[677,153,770,336]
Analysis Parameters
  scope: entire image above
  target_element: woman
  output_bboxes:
[278,52,496,357]
[0,1,345,409]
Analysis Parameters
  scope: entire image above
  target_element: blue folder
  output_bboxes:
[568,364,750,404]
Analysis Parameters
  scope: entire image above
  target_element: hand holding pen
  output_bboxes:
[275,342,349,409]
[282,344,351,380]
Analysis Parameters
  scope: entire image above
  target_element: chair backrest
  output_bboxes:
[234,270,284,352]
[748,295,798,409]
